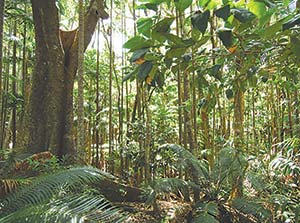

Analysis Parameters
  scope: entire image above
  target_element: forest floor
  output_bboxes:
[117,201,192,223]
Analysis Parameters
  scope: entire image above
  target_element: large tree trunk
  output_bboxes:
[19,0,108,157]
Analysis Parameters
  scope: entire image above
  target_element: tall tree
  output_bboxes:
[77,0,85,159]
[0,0,5,150]
[19,0,108,157]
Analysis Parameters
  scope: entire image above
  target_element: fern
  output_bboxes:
[0,191,127,223]
[0,167,128,223]
[145,178,200,204]
[158,144,209,181]
[193,201,219,223]
[231,197,272,222]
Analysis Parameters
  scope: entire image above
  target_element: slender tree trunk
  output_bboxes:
[108,0,114,173]
[77,0,85,161]
[233,85,244,148]
[12,21,17,148]
[0,0,4,150]
[95,22,100,166]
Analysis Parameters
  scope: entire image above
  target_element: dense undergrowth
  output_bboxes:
[0,141,299,223]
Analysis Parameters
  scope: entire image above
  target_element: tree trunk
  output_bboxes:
[19,0,108,157]
[0,0,5,150]
[77,0,85,161]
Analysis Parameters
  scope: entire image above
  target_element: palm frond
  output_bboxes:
[0,178,30,197]
[0,191,128,223]
[211,147,248,188]
[231,197,271,222]
[193,201,219,223]
[158,144,209,181]
[0,167,115,215]
[145,177,200,204]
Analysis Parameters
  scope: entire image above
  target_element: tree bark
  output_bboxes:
[19,0,108,157]
[0,0,5,150]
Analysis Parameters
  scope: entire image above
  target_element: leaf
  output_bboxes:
[198,0,210,8]
[232,198,272,220]
[138,61,153,81]
[191,10,210,34]
[207,0,222,10]
[217,28,233,48]
[165,33,187,47]
[123,36,153,51]
[215,5,230,20]
[225,88,234,99]
[260,17,290,39]
[152,17,174,33]
[209,64,222,81]
[174,0,193,12]
[282,14,300,31]
[123,66,139,82]
[155,72,165,88]
[165,47,186,59]
[136,3,158,11]
[231,8,256,23]
[130,48,149,63]
[152,18,174,42]
[248,0,266,19]
[137,18,153,37]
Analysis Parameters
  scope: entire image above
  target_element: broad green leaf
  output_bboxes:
[153,17,174,32]
[130,48,149,62]
[215,5,231,20]
[144,53,161,61]
[209,64,222,80]
[165,47,186,59]
[207,0,222,10]
[231,8,256,23]
[217,28,233,47]
[282,14,300,31]
[174,0,193,12]
[165,33,187,46]
[138,61,153,81]
[248,0,266,19]
[155,72,165,88]
[191,10,210,34]
[137,18,153,37]
[123,36,154,51]
[136,3,158,11]
[152,18,174,42]
[122,67,139,82]
[260,16,291,39]
[198,0,210,7]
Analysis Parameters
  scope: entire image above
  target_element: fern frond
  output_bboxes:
[0,178,29,196]
[0,167,115,215]
[0,191,128,223]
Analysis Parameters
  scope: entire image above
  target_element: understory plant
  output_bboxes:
[144,143,299,223]
[0,167,128,223]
